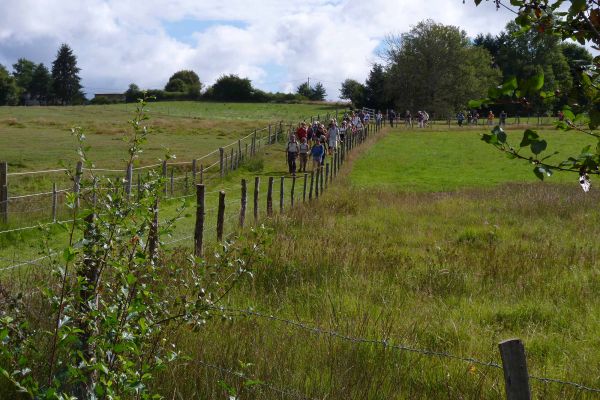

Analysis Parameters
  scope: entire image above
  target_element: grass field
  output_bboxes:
[0,101,341,172]
[2,108,600,398]
[153,127,600,399]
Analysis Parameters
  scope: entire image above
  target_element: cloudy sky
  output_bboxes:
[0,0,517,99]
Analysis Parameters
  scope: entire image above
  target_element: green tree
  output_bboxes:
[339,79,366,107]
[209,74,254,101]
[51,43,82,105]
[12,58,36,103]
[312,82,327,101]
[0,64,18,105]
[296,81,326,101]
[296,82,313,98]
[364,63,387,110]
[30,63,52,104]
[164,70,201,98]
[124,83,142,102]
[383,20,500,116]
[473,0,600,187]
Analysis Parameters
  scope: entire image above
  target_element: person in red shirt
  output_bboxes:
[296,122,308,142]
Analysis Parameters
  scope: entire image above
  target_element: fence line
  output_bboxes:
[214,306,600,395]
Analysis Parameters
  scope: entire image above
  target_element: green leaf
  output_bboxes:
[528,73,544,92]
[570,0,586,12]
[62,247,76,263]
[520,129,539,147]
[531,140,547,155]
[468,99,483,109]
[589,108,600,130]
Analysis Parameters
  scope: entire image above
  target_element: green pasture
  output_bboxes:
[0,101,340,172]
[351,127,590,191]
[2,113,600,398]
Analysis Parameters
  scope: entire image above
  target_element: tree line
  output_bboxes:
[340,19,592,118]
[0,43,84,105]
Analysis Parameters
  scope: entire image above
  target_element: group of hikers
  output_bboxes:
[284,111,367,175]
[456,110,507,126]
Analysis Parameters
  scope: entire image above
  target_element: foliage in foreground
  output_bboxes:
[0,98,266,399]
[473,0,600,188]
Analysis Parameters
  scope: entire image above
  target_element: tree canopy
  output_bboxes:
[296,82,327,101]
[164,70,202,98]
[339,79,366,108]
[209,74,254,101]
[382,20,500,116]
[51,43,82,105]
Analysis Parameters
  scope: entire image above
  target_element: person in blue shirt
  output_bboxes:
[311,140,324,171]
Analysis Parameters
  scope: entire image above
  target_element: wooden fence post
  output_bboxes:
[278,121,283,143]
[309,171,314,200]
[268,125,272,144]
[303,173,308,202]
[217,190,225,241]
[238,140,242,162]
[325,163,329,190]
[162,160,167,197]
[0,161,7,223]
[499,339,531,400]
[279,176,284,213]
[230,148,234,171]
[74,161,83,208]
[252,130,257,156]
[170,168,174,196]
[240,179,247,228]
[219,147,225,178]
[267,177,274,217]
[185,172,189,194]
[194,184,205,257]
[192,159,197,184]
[148,198,159,260]
[315,168,320,199]
[291,175,296,208]
[253,176,260,223]
[320,166,324,193]
[224,154,228,176]
[52,182,57,222]
[200,164,204,184]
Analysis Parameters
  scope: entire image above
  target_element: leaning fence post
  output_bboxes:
[320,165,324,193]
[291,175,296,208]
[303,173,308,202]
[194,184,205,257]
[0,161,7,223]
[253,176,260,223]
[499,339,531,400]
[217,190,225,241]
[240,179,247,228]
[219,147,225,178]
[267,177,274,217]
[74,161,83,208]
[279,176,284,213]
[51,182,57,222]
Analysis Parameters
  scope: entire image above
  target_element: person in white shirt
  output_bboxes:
[286,135,299,174]
[327,121,339,155]
[298,137,310,172]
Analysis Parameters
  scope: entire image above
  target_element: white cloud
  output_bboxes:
[0,0,524,99]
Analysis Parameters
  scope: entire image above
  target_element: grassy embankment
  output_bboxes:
[158,126,600,399]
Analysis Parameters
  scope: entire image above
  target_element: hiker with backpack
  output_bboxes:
[286,135,299,174]
[298,137,310,172]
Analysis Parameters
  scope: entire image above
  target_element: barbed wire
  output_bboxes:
[216,306,600,394]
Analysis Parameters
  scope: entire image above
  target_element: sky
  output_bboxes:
[0,0,518,100]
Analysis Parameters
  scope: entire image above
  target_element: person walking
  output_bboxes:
[388,109,396,127]
[298,137,309,172]
[327,120,339,155]
[311,139,325,171]
[456,111,465,127]
[487,110,494,126]
[286,135,299,174]
[499,110,507,127]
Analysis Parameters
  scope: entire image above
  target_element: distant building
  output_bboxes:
[93,93,125,102]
